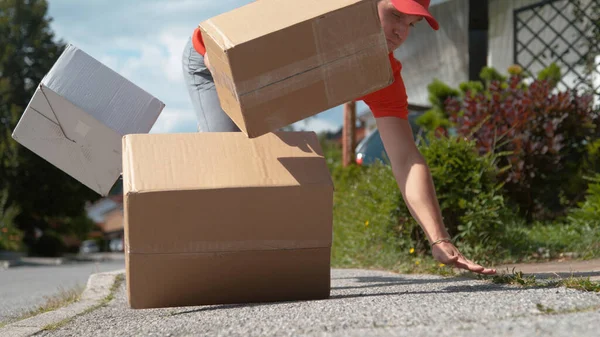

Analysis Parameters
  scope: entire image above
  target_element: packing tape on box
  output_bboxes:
[215,36,389,110]
[127,239,332,255]
[242,46,388,107]
[236,32,386,95]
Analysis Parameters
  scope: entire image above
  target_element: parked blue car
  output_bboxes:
[355,112,426,166]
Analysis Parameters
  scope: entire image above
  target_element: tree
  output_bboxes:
[0,0,100,250]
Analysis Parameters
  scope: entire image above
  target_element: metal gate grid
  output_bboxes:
[514,0,599,96]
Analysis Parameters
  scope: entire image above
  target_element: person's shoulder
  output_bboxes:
[354,51,409,119]
[358,53,403,99]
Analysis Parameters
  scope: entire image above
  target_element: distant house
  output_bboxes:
[84,180,124,251]
[395,0,598,108]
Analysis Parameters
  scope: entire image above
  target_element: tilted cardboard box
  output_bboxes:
[11,44,165,196]
[199,0,392,138]
[122,132,334,309]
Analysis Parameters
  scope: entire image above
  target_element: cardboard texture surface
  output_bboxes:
[199,0,392,138]
[122,132,334,309]
[11,44,165,196]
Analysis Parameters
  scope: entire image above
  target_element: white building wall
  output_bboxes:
[395,0,596,108]
[487,0,540,74]
[491,0,596,95]
[393,0,470,107]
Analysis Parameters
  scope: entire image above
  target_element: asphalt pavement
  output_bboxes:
[0,258,125,323]
[33,268,600,337]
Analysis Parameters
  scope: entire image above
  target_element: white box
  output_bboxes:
[11,44,165,196]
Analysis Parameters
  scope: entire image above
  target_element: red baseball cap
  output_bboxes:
[391,0,440,31]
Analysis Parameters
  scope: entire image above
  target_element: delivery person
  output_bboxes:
[181,0,497,275]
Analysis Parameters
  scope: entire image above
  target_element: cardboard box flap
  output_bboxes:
[122,132,333,194]
[26,85,60,124]
[12,84,123,196]
[42,44,165,136]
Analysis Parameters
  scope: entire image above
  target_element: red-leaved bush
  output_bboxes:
[445,70,599,221]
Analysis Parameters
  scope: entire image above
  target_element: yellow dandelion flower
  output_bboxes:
[415,260,420,265]
[439,263,445,267]
[364,220,369,227]
[409,248,415,254]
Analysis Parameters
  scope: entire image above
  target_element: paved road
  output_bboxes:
[0,259,125,323]
[37,269,600,337]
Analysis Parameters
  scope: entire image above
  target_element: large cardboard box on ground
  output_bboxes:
[11,44,165,196]
[122,132,334,309]
[199,0,392,138]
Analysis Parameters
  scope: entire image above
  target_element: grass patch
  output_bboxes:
[536,303,556,314]
[536,303,600,315]
[559,276,600,292]
[488,269,538,287]
[499,218,600,263]
[0,283,84,328]
[30,285,84,314]
[41,273,125,332]
[326,161,600,273]
[477,268,600,293]
[102,273,125,304]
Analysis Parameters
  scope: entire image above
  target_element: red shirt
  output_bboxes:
[192,28,409,120]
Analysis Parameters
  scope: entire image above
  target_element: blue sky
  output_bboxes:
[45,0,374,134]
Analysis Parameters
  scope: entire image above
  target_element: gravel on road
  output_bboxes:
[36,269,600,337]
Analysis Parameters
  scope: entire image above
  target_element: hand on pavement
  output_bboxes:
[432,241,496,275]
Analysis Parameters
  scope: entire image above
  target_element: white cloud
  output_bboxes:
[292,117,340,134]
[158,29,191,84]
[150,108,198,134]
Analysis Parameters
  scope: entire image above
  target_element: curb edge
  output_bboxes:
[0,268,126,337]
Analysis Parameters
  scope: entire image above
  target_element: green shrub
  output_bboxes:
[581,138,600,177]
[0,188,23,252]
[568,174,600,226]
[57,214,96,241]
[416,79,459,133]
[331,161,414,269]
[537,63,561,87]
[30,231,66,257]
[327,131,510,267]
[419,134,507,261]
[431,63,599,222]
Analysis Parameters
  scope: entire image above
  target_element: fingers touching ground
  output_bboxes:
[433,243,497,275]
[454,255,497,275]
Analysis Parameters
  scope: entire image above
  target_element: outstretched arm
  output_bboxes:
[375,116,496,275]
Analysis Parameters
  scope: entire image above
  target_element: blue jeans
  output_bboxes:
[181,37,240,132]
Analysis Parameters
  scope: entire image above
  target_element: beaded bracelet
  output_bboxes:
[430,238,452,247]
